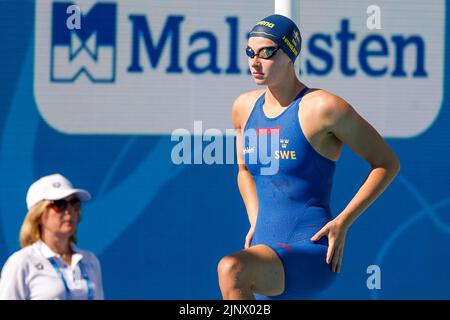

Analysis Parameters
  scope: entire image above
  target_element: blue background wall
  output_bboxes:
[0,0,449,299]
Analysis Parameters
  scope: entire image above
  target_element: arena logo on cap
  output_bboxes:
[256,20,275,28]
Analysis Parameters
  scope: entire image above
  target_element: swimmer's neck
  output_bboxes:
[265,73,305,108]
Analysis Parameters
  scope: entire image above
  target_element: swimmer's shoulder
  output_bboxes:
[302,88,342,107]
[301,88,351,124]
[231,89,266,129]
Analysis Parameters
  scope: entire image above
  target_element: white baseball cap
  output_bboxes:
[26,173,91,210]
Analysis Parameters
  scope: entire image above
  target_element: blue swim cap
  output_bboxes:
[249,14,301,62]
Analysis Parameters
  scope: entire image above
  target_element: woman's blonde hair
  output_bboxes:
[19,200,78,248]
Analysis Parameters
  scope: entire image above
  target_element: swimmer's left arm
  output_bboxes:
[311,92,400,273]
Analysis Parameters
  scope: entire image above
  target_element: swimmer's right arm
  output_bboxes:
[232,94,259,247]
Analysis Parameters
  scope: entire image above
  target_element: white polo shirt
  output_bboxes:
[0,240,104,300]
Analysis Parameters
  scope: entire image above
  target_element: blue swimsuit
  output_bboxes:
[243,87,337,299]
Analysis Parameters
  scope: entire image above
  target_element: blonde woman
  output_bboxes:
[0,174,104,300]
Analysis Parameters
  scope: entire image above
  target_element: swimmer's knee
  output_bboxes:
[218,255,253,290]
[217,255,244,279]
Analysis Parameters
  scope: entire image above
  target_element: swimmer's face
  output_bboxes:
[247,37,292,86]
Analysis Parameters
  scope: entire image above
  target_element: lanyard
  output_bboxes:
[48,257,94,300]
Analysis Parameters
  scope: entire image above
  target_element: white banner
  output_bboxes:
[34,0,444,137]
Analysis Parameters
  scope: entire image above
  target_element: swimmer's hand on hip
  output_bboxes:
[244,225,256,249]
[311,219,349,273]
